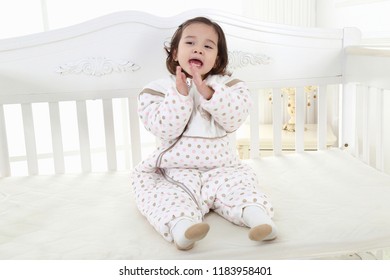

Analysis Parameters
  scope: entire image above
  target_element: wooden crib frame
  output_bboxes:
[1,9,390,260]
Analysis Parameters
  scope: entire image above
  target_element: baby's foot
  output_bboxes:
[242,205,278,242]
[175,222,210,250]
[248,224,277,241]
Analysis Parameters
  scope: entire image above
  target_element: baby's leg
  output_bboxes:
[202,164,277,241]
[165,168,210,249]
[132,169,208,247]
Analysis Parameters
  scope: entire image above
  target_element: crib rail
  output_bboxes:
[0,81,340,177]
[1,76,386,177]
[243,83,337,159]
[0,92,142,176]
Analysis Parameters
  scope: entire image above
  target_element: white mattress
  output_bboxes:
[1,149,390,260]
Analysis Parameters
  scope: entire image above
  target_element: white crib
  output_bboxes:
[1,9,390,260]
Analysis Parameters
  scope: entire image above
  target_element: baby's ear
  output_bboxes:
[173,50,178,61]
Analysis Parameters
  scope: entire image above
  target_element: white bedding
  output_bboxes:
[1,149,390,260]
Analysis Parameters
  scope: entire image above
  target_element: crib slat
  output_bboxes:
[21,103,39,175]
[0,105,11,176]
[317,85,327,150]
[250,90,260,159]
[295,87,305,152]
[362,87,369,164]
[128,95,141,166]
[354,85,362,157]
[102,99,117,171]
[121,99,131,169]
[272,88,282,155]
[49,102,65,174]
[376,88,384,171]
[76,101,92,172]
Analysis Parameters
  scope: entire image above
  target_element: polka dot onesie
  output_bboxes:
[132,74,274,242]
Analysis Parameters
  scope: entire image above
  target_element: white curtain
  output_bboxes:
[242,0,316,26]
[0,0,316,40]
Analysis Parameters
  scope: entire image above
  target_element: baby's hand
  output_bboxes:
[176,66,189,96]
[191,65,214,100]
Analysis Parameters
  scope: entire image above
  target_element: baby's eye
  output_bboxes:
[205,45,213,49]
[185,41,194,45]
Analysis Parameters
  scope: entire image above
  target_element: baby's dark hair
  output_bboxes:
[164,17,229,76]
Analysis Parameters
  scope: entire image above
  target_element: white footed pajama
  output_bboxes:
[132,74,276,243]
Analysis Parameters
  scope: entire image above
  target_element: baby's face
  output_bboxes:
[175,23,219,78]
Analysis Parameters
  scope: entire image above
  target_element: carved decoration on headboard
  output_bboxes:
[228,51,272,70]
[56,57,140,76]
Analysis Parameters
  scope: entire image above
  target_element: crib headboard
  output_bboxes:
[0,9,362,176]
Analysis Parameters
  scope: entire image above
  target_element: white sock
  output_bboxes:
[171,218,210,250]
[242,205,277,241]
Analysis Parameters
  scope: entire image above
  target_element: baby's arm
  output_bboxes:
[138,82,193,140]
[200,79,251,133]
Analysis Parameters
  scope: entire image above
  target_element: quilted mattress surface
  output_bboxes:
[1,149,390,259]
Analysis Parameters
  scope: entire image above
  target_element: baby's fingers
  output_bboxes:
[191,68,203,87]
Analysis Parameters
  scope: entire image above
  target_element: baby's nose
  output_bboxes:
[193,49,203,55]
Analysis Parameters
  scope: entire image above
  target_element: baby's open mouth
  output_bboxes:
[189,59,203,67]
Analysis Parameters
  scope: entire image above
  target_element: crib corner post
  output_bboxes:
[341,27,361,155]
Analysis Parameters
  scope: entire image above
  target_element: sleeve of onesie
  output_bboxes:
[200,77,252,133]
[138,81,193,141]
